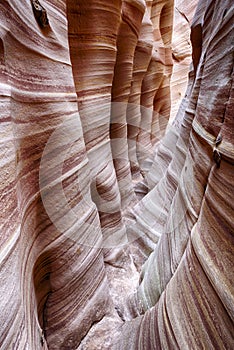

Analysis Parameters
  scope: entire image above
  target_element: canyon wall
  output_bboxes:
[0,0,233,349]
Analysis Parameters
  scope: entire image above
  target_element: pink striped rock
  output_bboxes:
[170,0,198,122]
[137,0,174,175]
[115,1,234,348]
[67,0,127,257]
[0,1,109,348]
[127,7,154,183]
[0,0,233,349]
[110,0,146,211]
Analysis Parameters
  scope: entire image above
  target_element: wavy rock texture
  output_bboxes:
[127,6,154,183]
[0,0,233,350]
[0,1,110,349]
[67,0,127,257]
[170,0,197,121]
[115,0,234,348]
[136,0,174,175]
[110,0,145,210]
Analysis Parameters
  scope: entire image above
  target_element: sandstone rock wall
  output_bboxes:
[0,0,233,349]
[115,0,234,348]
[170,0,197,121]
[0,1,109,348]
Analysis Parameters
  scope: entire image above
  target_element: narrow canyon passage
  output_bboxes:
[0,0,233,349]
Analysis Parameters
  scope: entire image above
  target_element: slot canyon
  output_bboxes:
[0,0,233,349]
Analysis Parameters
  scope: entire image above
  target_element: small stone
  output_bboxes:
[31,0,49,28]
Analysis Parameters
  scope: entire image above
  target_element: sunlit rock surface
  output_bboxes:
[170,0,197,122]
[0,0,233,349]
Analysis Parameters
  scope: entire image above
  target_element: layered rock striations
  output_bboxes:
[110,0,146,210]
[115,0,234,348]
[136,0,173,175]
[170,0,198,122]
[0,0,233,349]
[67,0,127,257]
[0,1,110,348]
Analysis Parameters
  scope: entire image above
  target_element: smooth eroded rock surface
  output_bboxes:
[0,0,233,349]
